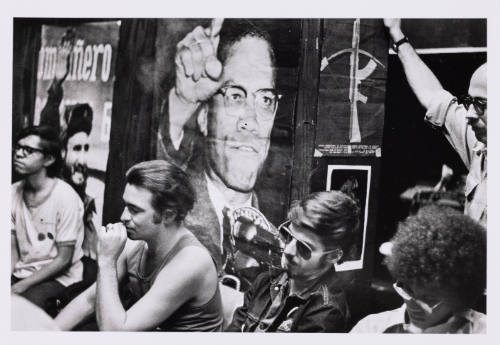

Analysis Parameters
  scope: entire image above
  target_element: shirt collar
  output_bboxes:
[473,142,487,156]
[270,267,342,301]
[400,304,478,333]
[204,172,252,225]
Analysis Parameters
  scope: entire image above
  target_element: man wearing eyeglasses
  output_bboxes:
[351,205,486,333]
[384,19,487,227]
[157,19,281,288]
[225,191,359,332]
[11,125,85,311]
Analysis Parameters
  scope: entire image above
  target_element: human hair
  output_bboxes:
[125,160,195,223]
[16,125,62,177]
[217,19,276,79]
[61,103,93,147]
[385,205,486,307]
[288,190,360,263]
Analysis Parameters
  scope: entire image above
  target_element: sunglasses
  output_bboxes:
[278,220,313,260]
[393,281,442,314]
[456,95,487,116]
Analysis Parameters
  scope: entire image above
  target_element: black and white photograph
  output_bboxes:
[326,165,371,271]
[4,0,497,341]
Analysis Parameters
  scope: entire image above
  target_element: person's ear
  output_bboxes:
[197,104,208,137]
[325,248,343,265]
[161,209,177,225]
[42,154,56,168]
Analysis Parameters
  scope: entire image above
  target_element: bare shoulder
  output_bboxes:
[171,244,215,275]
[154,243,216,286]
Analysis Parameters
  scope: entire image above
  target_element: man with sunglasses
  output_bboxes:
[351,205,486,333]
[384,19,487,227]
[225,191,359,332]
[11,125,85,311]
[157,19,281,288]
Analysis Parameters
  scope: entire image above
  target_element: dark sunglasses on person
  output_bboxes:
[278,220,313,260]
[13,144,44,156]
[393,281,442,314]
[456,95,487,116]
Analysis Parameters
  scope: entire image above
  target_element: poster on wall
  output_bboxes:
[154,19,300,289]
[315,19,388,157]
[33,21,120,252]
[326,165,371,271]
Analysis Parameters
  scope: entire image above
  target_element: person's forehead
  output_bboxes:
[66,132,90,147]
[67,132,90,145]
[222,37,275,89]
[289,221,324,249]
[18,135,43,148]
[468,65,487,98]
[123,183,154,210]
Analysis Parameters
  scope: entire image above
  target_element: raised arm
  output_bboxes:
[39,37,73,129]
[168,18,224,143]
[384,19,444,110]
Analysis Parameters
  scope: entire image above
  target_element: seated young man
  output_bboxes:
[351,205,486,333]
[225,191,360,332]
[54,160,224,331]
[11,125,85,311]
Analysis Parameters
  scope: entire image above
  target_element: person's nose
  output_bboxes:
[465,106,479,122]
[237,97,259,132]
[14,148,24,159]
[120,207,131,223]
[75,149,88,165]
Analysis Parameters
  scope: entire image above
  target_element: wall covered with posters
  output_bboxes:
[146,19,387,299]
[11,17,487,327]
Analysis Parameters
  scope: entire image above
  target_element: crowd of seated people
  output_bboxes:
[11,18,487,334]
[11,144,487,333]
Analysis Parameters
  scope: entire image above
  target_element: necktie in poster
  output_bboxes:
[33,21,120,258]
[315,19,388,157]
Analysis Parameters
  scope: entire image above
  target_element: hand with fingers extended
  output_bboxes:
[54,36,74,82]
[97,223,127,265]
[174,18,224,105]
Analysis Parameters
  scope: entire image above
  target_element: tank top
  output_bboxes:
[124,232,223,331]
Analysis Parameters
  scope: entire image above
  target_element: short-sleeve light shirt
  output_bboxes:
[425,90,487,226]
[350,304,486,333]
[11,178,84,286]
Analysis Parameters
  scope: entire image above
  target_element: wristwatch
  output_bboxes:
[392,36,410,53]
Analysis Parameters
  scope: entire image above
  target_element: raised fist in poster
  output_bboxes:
[174,18,224,104]
[54,29,76,82]
[169,18,224,143]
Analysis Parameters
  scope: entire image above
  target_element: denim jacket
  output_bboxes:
[225,269,350,332]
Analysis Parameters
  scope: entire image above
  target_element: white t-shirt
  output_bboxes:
[11,178,84,286]
[350,304,486,333]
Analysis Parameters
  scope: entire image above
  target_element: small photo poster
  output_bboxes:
[326,165,371,271]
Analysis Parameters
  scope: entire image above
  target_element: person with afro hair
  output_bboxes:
[351,205,486,333]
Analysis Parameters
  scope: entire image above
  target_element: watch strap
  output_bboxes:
[392,36,410,53]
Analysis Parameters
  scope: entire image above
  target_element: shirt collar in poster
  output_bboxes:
[204,172,252,251]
